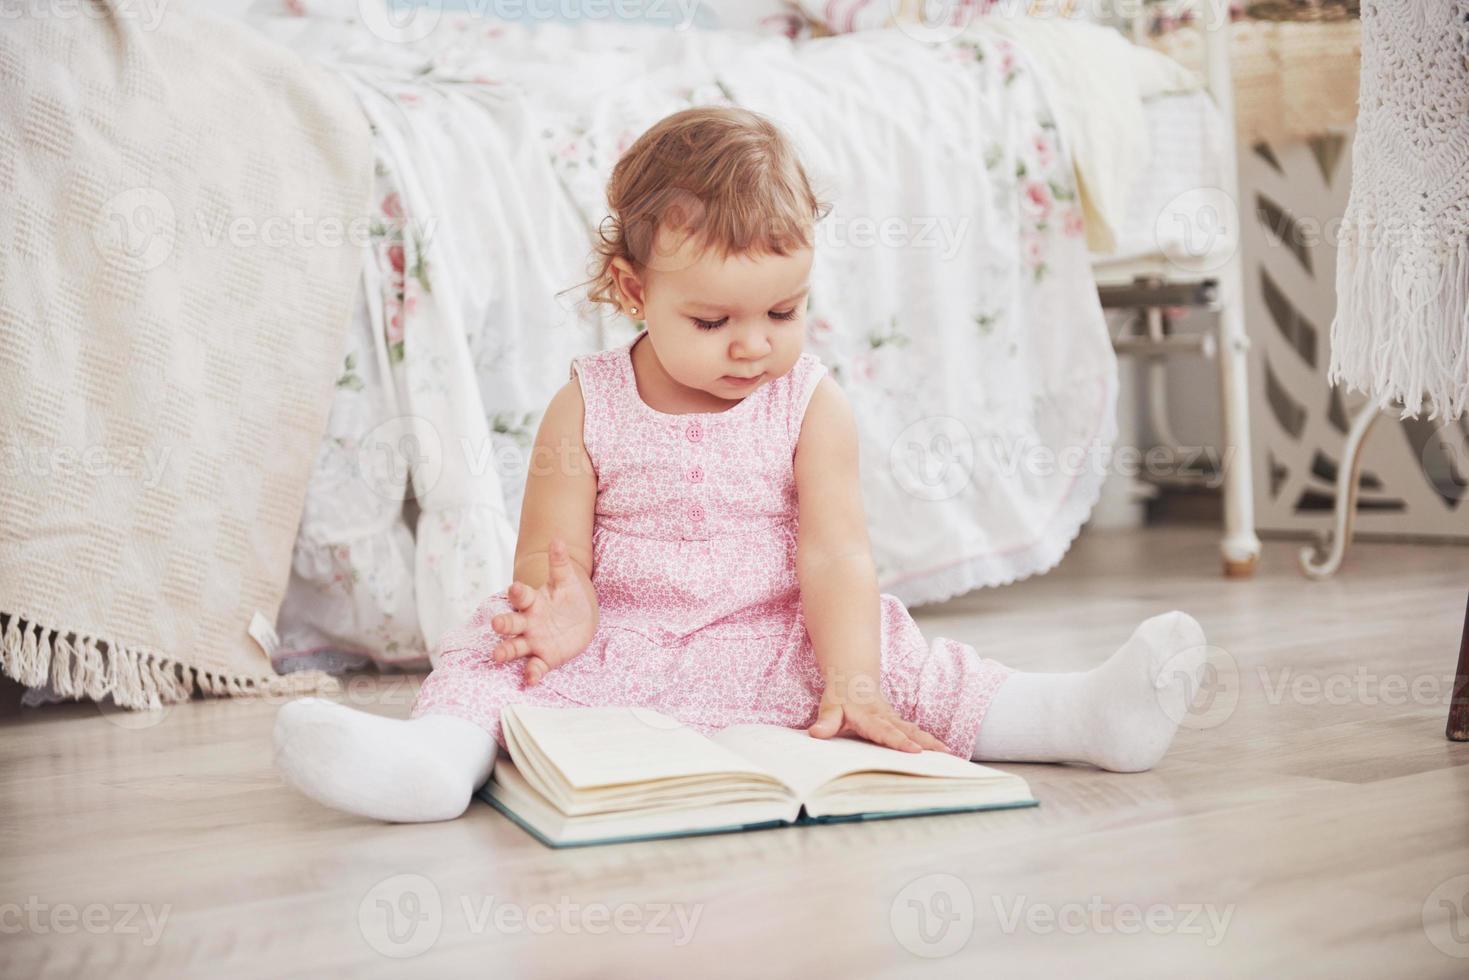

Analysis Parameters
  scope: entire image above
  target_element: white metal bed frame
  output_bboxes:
[1092,9,1262,578]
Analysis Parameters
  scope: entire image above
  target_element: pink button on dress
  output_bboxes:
[410,331,1013,757]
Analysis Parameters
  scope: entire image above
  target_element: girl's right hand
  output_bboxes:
[489,537,598,687]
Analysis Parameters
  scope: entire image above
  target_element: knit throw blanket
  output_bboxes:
[0,5,372,708]
[1330,2,1469,421]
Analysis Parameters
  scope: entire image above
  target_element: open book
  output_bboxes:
[479,704,1038,848]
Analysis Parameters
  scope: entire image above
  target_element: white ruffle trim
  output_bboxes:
[878,367,1120,609]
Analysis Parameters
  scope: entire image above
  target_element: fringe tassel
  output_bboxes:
[39,628,54,689]
[149,656,168,706]
[110,642,132,708]
[1,615,21,679]
[0,610,340,711]
[102,638,118,700]
[18,622,44,687]
[83,636,110,703]
[1329,232,1469,422]
[52,633,75,698]
[113,641,128,702]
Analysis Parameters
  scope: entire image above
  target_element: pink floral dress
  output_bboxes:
[410,332,1013,758]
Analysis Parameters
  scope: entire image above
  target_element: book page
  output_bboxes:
[504,704,782,791]
[709,724,1015,802]
[488,761,801,847]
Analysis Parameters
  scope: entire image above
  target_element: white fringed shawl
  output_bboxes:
[0,5,370,708]
[1330,1,1469,421]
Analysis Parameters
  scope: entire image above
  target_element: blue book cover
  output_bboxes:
[478,783,1040,849]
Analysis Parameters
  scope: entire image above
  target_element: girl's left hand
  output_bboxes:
[807,688,949,754]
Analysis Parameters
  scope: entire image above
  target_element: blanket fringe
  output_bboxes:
[1329,232,1469,422]
[0,610,339,711]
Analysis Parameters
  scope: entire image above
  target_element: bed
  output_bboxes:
[215,5,1254,675]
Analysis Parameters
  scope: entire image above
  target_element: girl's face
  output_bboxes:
[611,231,813,408]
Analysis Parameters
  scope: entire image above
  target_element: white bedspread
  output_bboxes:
[247,12,1118,671]
[978,16,1201,254]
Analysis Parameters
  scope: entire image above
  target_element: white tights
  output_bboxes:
[273,611,1207,823]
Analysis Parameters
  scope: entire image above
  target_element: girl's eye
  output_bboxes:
[769,308,798,321]
[692,316,727,331]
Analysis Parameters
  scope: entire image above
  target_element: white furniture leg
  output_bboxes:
[1215,264,1263,577]
[1203,12,1263,578]
[1298,401,1383,580]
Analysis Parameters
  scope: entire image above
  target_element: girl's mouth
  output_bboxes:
[721,373,763,388]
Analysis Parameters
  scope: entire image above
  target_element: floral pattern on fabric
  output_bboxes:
[411,333,1013,758]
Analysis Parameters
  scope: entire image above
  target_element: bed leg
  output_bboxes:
[1202,6,1263,580]
[1215,277,1262,579]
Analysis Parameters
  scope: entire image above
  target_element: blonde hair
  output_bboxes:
[583,106,829,312]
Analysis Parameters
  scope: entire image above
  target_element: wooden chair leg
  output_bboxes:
[1448,592,1469,741]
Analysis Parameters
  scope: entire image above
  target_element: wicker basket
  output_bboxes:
[1148,17,1360,144]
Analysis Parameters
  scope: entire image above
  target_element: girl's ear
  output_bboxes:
[609,257,645,315]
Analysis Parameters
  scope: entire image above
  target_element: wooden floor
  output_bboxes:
[3,526,1468,978]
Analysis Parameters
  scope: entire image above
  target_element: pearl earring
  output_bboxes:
[629,306,639,316]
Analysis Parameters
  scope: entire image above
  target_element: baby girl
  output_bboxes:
[274,106,1209,823]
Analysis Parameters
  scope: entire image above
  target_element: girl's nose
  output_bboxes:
[731,325,772,361]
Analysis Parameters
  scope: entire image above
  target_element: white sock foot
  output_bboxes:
[273,698,498,822]
[971,610,1209,772]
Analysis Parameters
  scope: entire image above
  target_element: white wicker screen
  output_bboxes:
[1243,133,1469,541]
